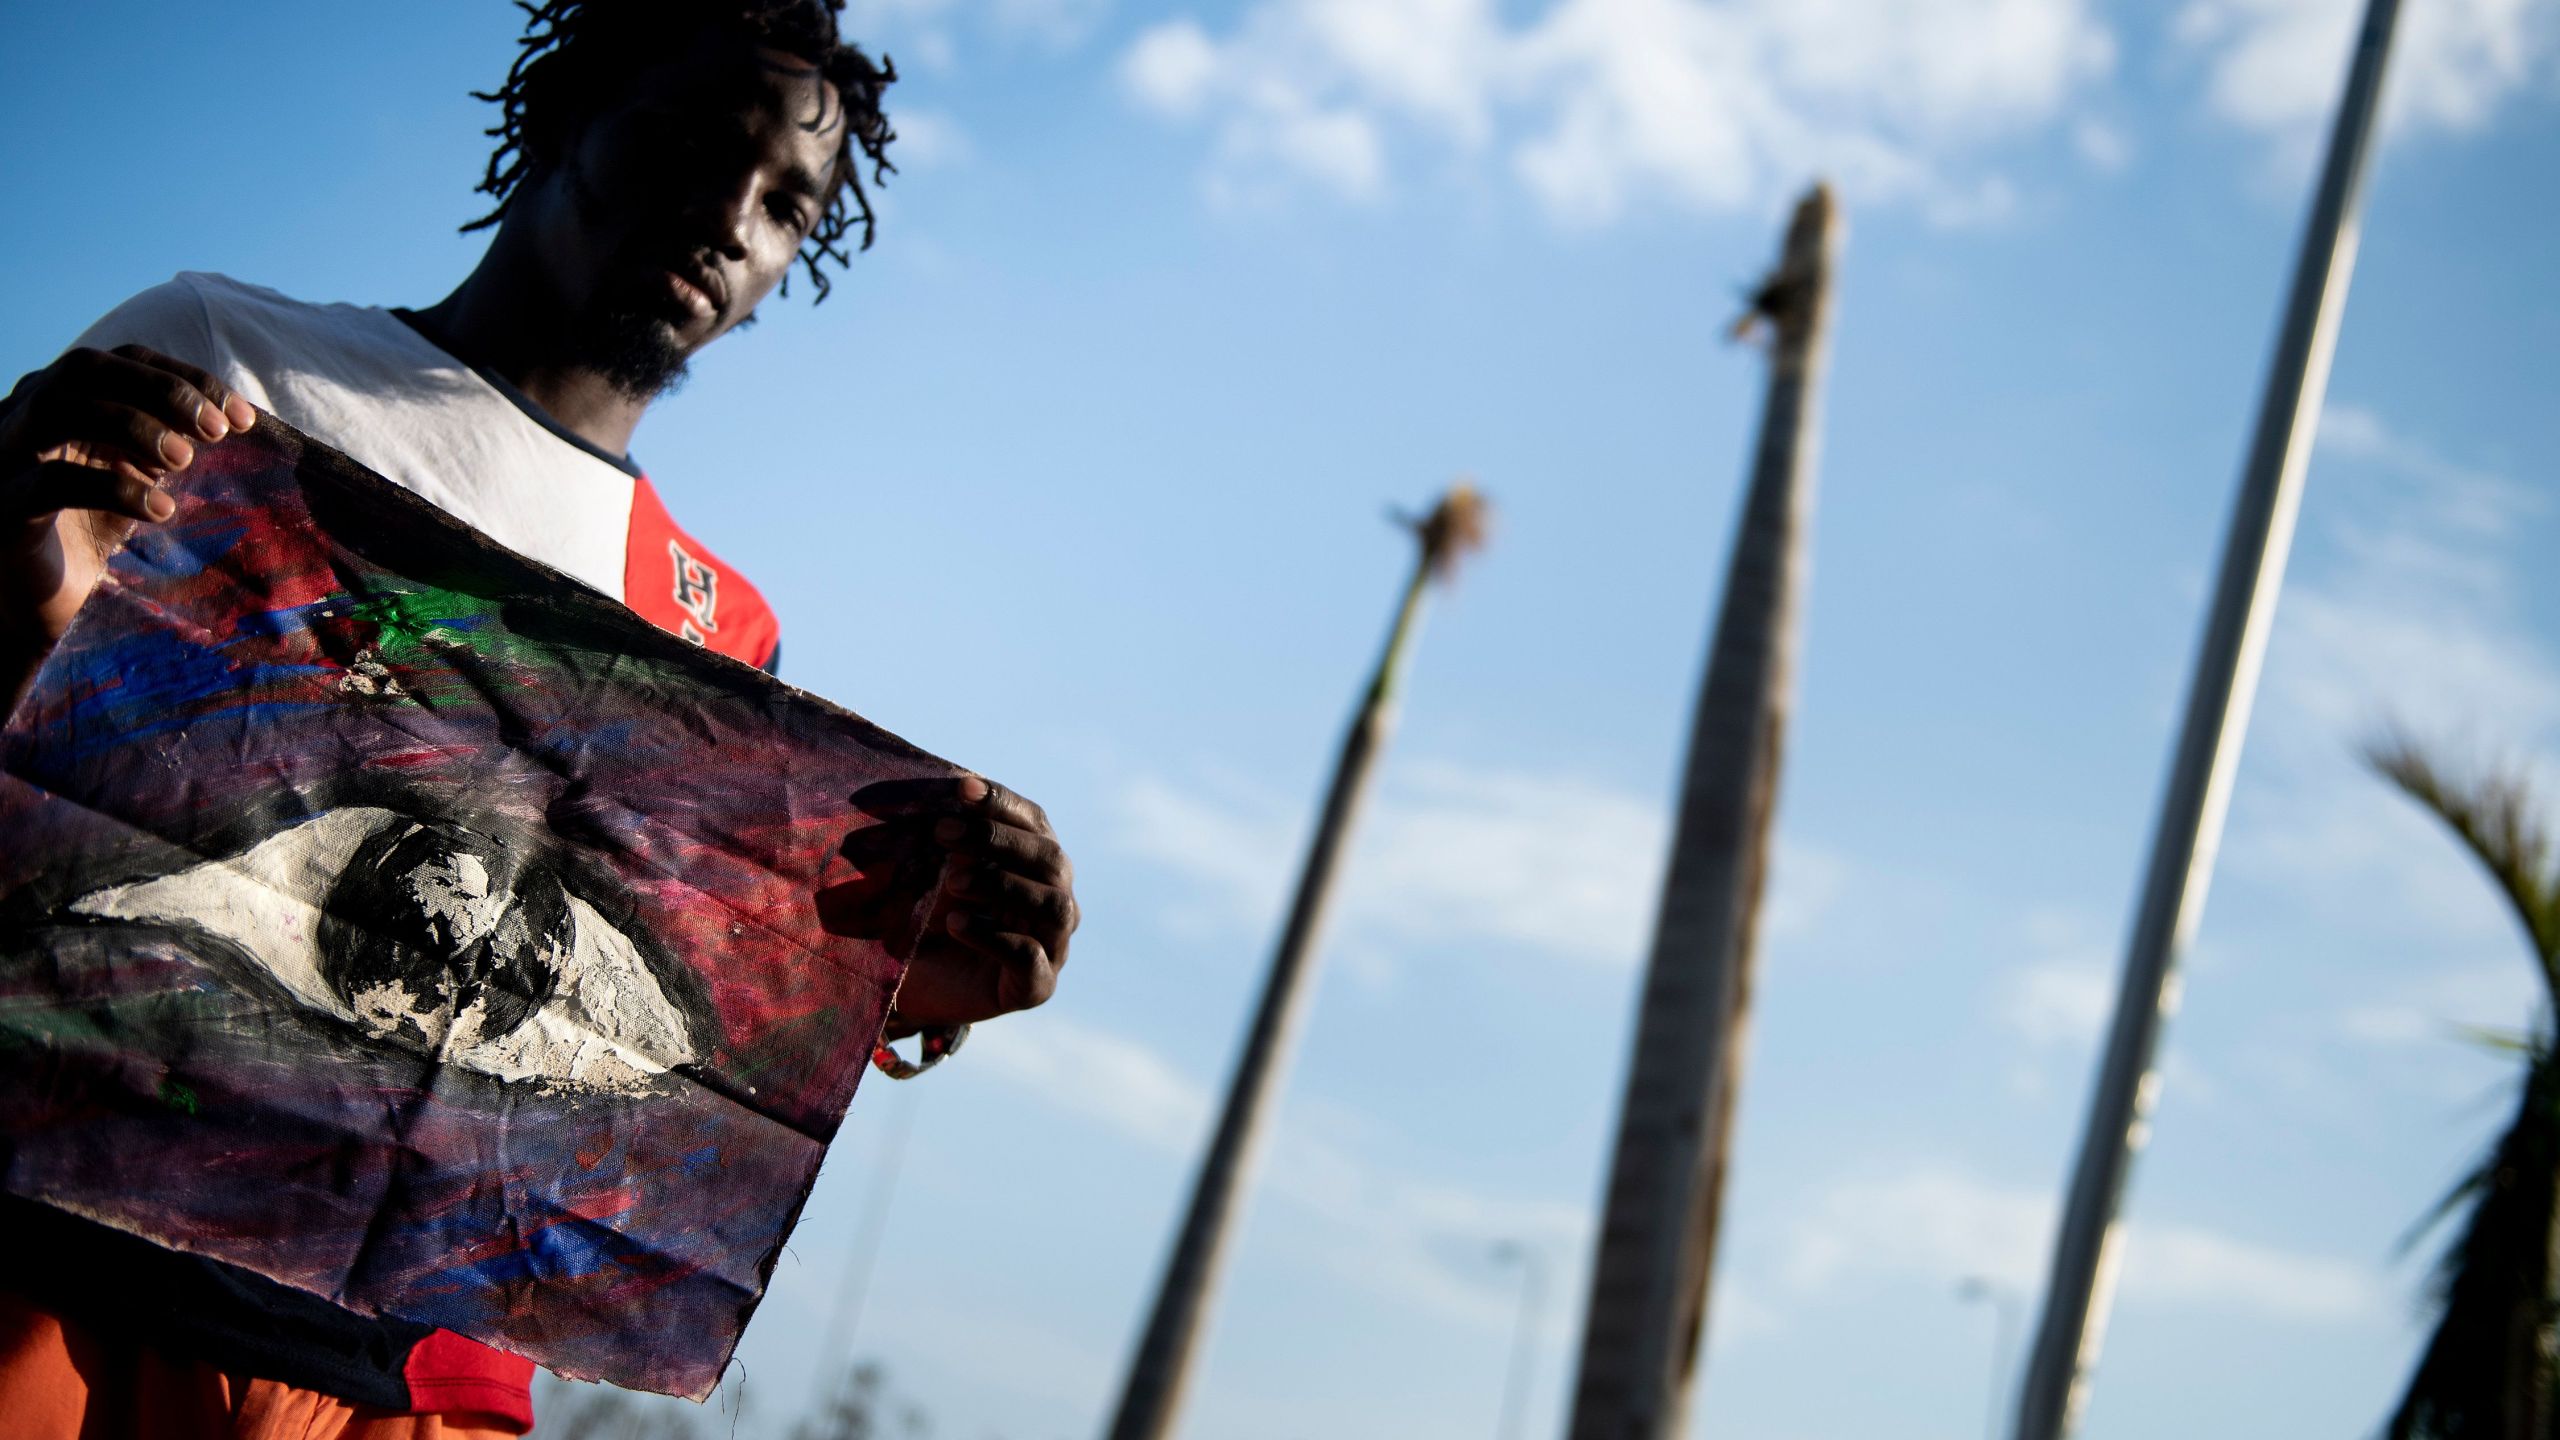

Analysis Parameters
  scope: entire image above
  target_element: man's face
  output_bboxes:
[521,39,847,396]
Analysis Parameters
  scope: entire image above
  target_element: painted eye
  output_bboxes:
[70,808,702,1094]
[323,821,571,1055]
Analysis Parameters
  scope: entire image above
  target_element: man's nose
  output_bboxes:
[687,171,756,262]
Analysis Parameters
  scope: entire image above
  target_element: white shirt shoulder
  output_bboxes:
[71,273,636,598]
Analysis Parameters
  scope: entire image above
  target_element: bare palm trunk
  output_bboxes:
[1564,182,1837,1440]
[1105,488,1486,1440]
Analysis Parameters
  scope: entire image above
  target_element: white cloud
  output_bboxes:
[1783,1166,2048,1292]
[987,0,1111,45]
[2126,1217,2383,1320]
[2314,400,2391,457]
[2316,402,2546,550]
[1123,20,1222,116]
[2184,400,2560,1128]
[1783,1166,2382,1323]
[1762,837,1849,945]
[1252,107,1387,201]
[965,1013,1212,1151]
[846,0,1111,63]
[972,1014,1590,1336]
[2337,959,2542,1046]
[1268,1127,1591,1335]
[2176,0,2557,158]
[1119,0,2113,222]
[2230,404,2560,945]
[2001,956,2116,1052]
[1117,759,1846,971]
[1344,761,1667,960]
[2073,117,2133,171]
[1115,771,1296,934]
[846,0,958,24]
[1988,910,2120,1099]
[886,107,975,169]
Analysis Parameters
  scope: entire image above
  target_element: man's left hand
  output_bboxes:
[837,775,1075,1034]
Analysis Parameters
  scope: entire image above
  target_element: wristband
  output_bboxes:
[870,1019,968,1080]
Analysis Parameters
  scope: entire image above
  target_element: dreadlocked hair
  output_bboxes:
[463,0,896,303]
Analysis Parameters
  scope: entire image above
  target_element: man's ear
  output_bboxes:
[519,100,582,174]
[508,109,582,215]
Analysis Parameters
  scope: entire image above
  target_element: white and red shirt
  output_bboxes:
[63,271,792,1430]
[76,272,780,672]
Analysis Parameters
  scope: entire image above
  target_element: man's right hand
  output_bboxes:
[0,344,258,707]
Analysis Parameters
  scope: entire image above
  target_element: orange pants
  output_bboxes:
[0,1291,516,1440]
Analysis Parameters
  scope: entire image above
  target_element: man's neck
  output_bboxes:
[409,259,652,460]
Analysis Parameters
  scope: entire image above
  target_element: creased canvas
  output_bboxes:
[0,418,955,1399]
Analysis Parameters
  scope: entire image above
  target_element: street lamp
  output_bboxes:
[1490,1242,1547,1440]
[807,1085,923,1417]
[1958,1277,2022,1440]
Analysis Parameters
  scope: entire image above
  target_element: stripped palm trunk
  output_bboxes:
[1105,486,1487,1440]
[2369,739,2560,1439]
[1565,182,1837,1440]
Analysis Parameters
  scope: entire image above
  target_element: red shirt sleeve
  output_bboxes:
[621,473,782,670]
[403,1330,538,1433]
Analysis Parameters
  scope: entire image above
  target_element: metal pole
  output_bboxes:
[1564,182,1838,1440]
[2011,3,2403,1435]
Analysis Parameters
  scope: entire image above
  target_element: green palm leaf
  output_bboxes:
[2367,733,2560,1004]
[2366,733,2560,1439]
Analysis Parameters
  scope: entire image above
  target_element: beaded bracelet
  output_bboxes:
[870,1019,969,1080]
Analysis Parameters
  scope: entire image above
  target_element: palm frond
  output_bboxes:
[2365,730,2560,1003]
[1408,481,1491,584]
[2367,732,2560,1435]
[2384,1052,2560,1439]
[2456,1025,2540,1059]
[2393,1149,2494,1263]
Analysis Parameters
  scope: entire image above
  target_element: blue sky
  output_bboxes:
[5,2,2559,1437]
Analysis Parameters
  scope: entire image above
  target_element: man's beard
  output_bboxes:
[553,156,699,402]
[570,304,692,402]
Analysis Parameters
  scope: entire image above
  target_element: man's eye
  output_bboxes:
[767,196,809,233]
[638,109,697,143]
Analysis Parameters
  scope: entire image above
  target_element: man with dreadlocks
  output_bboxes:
[0,4,1077,1436]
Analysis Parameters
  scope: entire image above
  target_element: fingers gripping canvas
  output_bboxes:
[0,418,958,1399]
